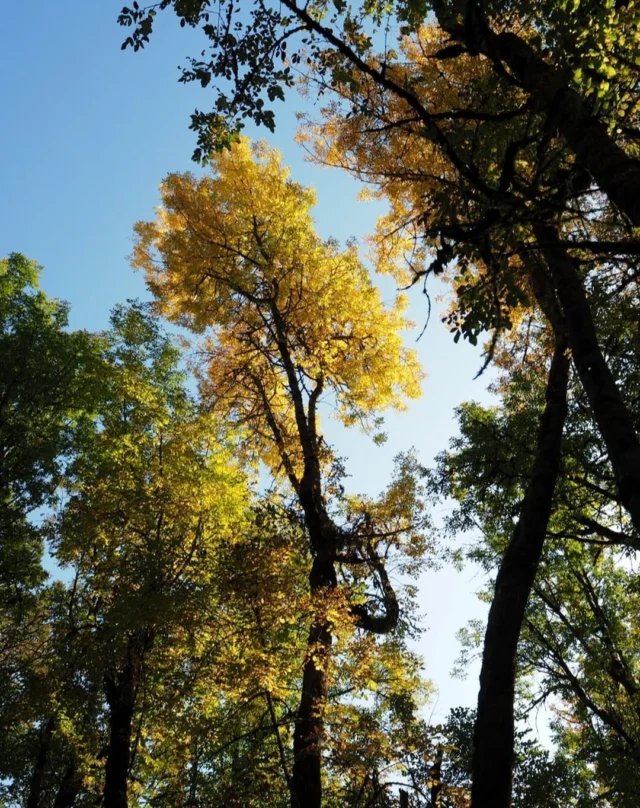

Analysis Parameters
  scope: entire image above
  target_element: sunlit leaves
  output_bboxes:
[133,138,424,478]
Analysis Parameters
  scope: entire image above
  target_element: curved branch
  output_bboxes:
[350,544,399,634]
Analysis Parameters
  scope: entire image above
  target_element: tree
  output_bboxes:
[50,303,249,808]
[115,1,640,516]
[132,138,430,808]
[134,497,430,808]
[0,254,97,677]
[115,3,640,803]
[0,254,100,808]
[430,280,640,803]
[294,23,640,804]
[0,258,433,807]
[392,707,596,807]
[117,0,639,220]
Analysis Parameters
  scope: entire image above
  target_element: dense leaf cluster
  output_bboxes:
[3,0,639,805]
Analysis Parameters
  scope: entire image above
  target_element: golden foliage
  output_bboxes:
[132,138,424,478]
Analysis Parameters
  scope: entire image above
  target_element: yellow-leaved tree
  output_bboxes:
[50,304,250,808]
[133,138,428,808]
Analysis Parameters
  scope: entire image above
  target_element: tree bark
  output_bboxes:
[471,333,570,808]
[429,745,443,807]
[431,2,640,224]
[103,666,135,808]
[290,556,336,808]
[26,716,56,808]
[53,761,82,808]
[533,222,640,531]
[103,631,153,808]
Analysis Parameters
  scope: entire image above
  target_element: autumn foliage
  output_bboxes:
[2,1,640,807]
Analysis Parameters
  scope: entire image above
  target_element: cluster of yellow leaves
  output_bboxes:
[53,314,250,667]
[298,24,504,283]
[298,23,550,356]
[132,138,424,478]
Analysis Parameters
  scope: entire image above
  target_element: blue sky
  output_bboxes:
[1,1,501,722]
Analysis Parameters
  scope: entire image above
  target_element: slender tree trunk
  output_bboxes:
[103,631,153,808]
[431,3,640,224]
[103,665,136,808]
[492,32,640,225]
[533,222,640,531]
[290,555,336,808]
[471,333,570,808]
[53,761,82,808]
[267,301,399,806]
[429,746,443,807]
[26,716,56,808]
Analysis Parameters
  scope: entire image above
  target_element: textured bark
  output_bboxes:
[471,335,570,808]
[53,762,82,808]
[26,716,56,808]
[430,2,640,224]
[103,631,153,808]
[103,666,135,808]
[290,557,335,808]
[534,222,640,531]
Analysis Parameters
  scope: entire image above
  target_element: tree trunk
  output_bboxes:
[430,2,640,224]
[492,32,640,225]
[290,556,336,808]
[471,334,570,808]
[429,746,443,807]
[26,716,56,808]
[53,761,82,808]
[533,222,640,531]
[103,631,153,808]
[267,298,399,806]
[103,665,136,808]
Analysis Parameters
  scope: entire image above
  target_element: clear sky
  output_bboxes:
[1,0,501,722]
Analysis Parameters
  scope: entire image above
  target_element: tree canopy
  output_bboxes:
[2,1,640,806]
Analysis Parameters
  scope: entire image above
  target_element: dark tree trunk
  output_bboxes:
[471,332,570,808]
[492,32,640,225]
[26,716,56,808]
[267,299,400,807]
[429,746,443,807]
[53,761,82,808]
[290,556,336,808]
[103,631,153,808]
[534,222,640,531]
[103,666,135,808]
[430,2,640,224]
